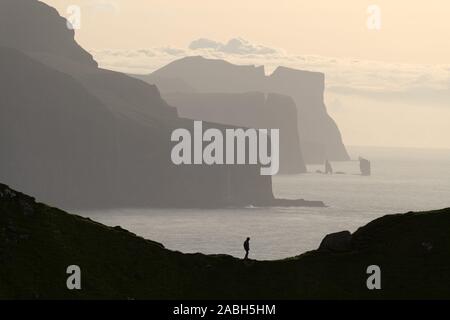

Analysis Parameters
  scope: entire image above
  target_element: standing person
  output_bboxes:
[243,237,250,260]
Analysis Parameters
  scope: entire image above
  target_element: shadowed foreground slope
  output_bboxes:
[1,183,449,299]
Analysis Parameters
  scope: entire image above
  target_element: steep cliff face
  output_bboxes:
[0,0,96,67]
[142,56,350,164]
[0,0,275,209]
[164,92,306,174]
[0,46,275,209]
[0,0,176,122]
[268,67,349,163]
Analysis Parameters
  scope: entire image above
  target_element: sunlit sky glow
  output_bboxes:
[40,0,450,149]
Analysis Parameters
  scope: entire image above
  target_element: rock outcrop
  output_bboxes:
[318,231,352,252]
[164,92,306,174]
[136,56,350,164]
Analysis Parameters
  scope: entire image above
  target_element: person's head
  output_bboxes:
[247,237,250,241]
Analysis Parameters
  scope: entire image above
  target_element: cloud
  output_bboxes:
[189,37,280,55]
[188,38,221,51]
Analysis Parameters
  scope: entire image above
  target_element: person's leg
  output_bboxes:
[244,250,249,260]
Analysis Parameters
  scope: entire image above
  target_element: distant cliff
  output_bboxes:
[268,67,349,163]
[1,183,449,299]
[0,46,278,209]
[164,92,306,174]
[135,56,350,164]
[0,0,292,209]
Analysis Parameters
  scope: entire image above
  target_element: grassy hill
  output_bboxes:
[1,183,449,299]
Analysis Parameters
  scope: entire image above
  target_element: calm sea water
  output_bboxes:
[81,146,450,260]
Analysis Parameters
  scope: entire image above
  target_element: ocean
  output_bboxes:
[81,146,450,260]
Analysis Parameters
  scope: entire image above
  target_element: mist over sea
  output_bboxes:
[82,146,450,260]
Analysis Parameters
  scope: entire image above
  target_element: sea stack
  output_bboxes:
[325,160,333,174]
[359,157,371,176]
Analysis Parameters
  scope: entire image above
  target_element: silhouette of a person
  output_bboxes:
[243,237,250,260]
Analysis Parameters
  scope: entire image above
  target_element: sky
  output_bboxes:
[40,0,450,149]
[42,0,450,64]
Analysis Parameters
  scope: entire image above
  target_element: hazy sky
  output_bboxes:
[42,0,450,64]
[40,0,450,149]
